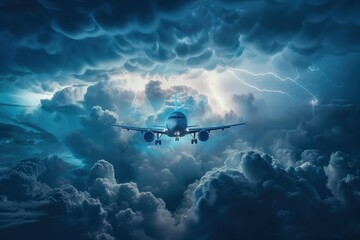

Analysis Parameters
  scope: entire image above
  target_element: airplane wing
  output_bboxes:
[187,122,246,134]
[106,123,168,134]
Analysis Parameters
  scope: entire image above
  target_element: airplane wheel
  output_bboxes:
[159,140,162,145]
[195,139,198,144]
[155,140,158,145]
[191,140,194,144]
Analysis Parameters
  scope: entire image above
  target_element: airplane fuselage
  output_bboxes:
[166,111,188,137]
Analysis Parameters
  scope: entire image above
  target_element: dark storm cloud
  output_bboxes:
[33,80,220,213]
[0,157,179,240]
[1,0,359,82]
[1,150,359,239]
[63,103,141,182]
[60,80,213,206]
[0,115,59,172]
[44,79,360,214]
[145,80,166,110]
[268,104,360,158]
[0,157,49,201]
[224,97,360,161]
[0,157,103,237]
[83,81,135,114]
[180,150,360,240]
[85,159,179,240]
[14,77,360,202]
[41,85,86,114]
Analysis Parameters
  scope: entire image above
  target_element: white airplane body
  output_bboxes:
[107,97,246,145]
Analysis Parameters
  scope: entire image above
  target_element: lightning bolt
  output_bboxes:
[131,90,137,108]
[307,61,343,89]
[218,65,319,116]
[220,66,293,97]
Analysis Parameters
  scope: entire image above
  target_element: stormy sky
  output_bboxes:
[1,0,360,239]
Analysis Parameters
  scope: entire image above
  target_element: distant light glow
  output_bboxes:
[311,98,318,117]
[209,84,227,112]
[16,90,53,106]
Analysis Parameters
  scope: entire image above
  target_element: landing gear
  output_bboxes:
[155,133,162,145]
[191,133,198,144]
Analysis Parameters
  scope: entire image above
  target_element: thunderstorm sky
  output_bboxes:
[0,1,360,240]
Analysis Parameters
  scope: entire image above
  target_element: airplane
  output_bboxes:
[106,95,246,145]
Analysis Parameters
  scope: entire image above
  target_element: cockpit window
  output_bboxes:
[168,116,185,119]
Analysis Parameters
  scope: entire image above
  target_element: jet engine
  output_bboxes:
[144,131,155,142]
[198,130,209,142]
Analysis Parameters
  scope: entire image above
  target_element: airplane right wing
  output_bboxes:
[186,122,246,134]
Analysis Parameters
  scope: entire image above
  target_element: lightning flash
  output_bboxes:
[219,65,319,116]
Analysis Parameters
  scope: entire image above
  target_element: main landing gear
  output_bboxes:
[191,133,198,144]
[155,133,162,145]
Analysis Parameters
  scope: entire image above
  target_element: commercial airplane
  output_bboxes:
[107,95,246,145]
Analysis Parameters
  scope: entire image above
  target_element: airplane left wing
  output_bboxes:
[187,122,246,134]
[106,123,167,134]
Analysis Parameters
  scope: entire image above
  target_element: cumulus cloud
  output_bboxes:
[34,80,360,215]
[324,151,360,203]
[52,79,219,190]
[1,146,360,239]
[83,81,135,114]
[0,158,106,240]
[0,158,180,240]
[180,150,360,240]
[41,85,86,114]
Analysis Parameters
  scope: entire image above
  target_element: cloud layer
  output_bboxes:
[1,78,360,239]
[1,147,359,239]
[1,0,359,84]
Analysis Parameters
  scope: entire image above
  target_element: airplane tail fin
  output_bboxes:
[174,93,178,111]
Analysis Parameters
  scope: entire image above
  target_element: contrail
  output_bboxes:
[0,103,35,107]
